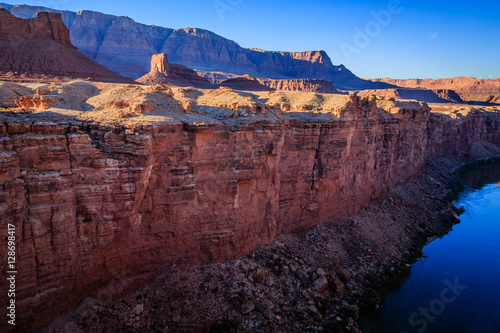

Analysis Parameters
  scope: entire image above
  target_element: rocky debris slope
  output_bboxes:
[370,77,500,95]
[260,78,341,94]
[0,3,391,90]
[0,82,499,332]
[358,88,463,104]
[136,53,213,89]
[0,9,134,83]
[40,157,488,333]
[219,75,274,92]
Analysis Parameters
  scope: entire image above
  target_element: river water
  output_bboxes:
[359,162,500,333]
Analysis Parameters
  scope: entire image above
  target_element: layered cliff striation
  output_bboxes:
[0,3,391,90]
[0,9,134,83]
[0,82,500,332]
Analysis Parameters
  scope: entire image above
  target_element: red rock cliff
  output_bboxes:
[0,9,133,83]
[0,92,499,332]
[0,8,73,47]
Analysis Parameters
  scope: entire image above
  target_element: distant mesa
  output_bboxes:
[370,77,500,95]
[219,75,274,92]
[136,53,213,89]
[0,8,134,83]
[369,77,500,105]
[358,88,463,104]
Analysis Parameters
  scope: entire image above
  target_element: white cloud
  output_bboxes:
[430,32,439,39]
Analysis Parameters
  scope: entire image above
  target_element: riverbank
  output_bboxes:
[39,145,500,333]
[359,159,500,333]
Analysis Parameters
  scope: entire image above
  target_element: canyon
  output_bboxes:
[0,3,391,90]
[1,4,500,333]
[0,79,500,332]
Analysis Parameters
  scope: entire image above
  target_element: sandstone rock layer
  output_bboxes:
[0,9,134,83]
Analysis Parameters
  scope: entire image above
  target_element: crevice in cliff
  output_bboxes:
[64,133,74,169]
[310,126,323,192]
[91,19,115,61]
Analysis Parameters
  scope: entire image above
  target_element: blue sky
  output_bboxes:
[4,0,500,79]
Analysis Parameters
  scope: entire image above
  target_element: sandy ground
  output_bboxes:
[2,81,499,130]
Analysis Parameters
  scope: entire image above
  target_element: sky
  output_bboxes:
[3,0,500,79]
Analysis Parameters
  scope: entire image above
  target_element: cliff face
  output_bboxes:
[0,8,73,47]
[370,77,500,95]
[1,83,500,332]
[0,9,134,83]
[0,3,389,90]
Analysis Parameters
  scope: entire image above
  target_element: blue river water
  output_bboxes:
[359,162,500,333]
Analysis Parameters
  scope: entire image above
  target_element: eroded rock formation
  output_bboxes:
[0,9,134,83]
[0,83,499,332]
[137,53,213,88]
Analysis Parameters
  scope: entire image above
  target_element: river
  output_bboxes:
[359,161,500,333]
